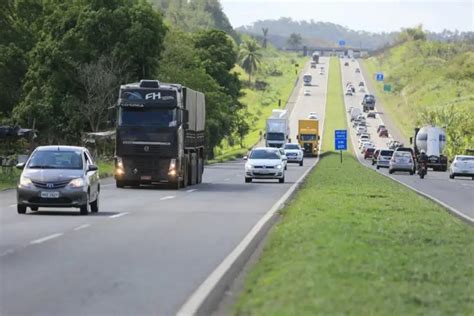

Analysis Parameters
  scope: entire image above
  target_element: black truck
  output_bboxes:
[362,94,375,112]
[112,80,205,189]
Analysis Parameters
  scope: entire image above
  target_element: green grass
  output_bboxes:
[213,47,306,160]
[232,57,474,316]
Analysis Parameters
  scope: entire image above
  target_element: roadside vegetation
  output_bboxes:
[362,29,474,156]
[233,57,474,315]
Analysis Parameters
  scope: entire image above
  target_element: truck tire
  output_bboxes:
[189,153,197,185]
[181,156,188,188]
[116,180,125,188]
[197,156,203,184]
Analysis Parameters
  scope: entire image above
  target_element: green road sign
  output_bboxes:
[384,84,392,92]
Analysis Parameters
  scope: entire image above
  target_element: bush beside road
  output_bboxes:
[233,57,474,315]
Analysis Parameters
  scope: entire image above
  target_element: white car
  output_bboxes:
[449,155,474,180]
[359,140,373,150]
[358,136,370,146]
[304,89,311,96]
[319,70,324,75]
[278,148,288,170]
[308,112,319,120]
[360,143,374,153]
[345,88,353,96]
[356,125,367,135]
[283,143,304,166]
[244,147,286,183]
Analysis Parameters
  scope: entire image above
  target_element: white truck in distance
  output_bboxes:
[303,73,312,86]
[265,109,290,148]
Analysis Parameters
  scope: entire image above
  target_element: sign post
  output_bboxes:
[334,130,348,163]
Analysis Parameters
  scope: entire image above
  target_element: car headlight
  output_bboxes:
[68,178,85,188]
[19,175,33,187]
[276,164,282,169]
[245,163,253,170]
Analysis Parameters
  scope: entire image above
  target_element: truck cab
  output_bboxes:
[298,119,319,156]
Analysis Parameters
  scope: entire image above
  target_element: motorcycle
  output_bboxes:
[418,162,427,179]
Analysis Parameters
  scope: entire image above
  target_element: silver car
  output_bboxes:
[376,149,394,169]
[449,155,474,180]
[16,146,100,215]
[389,151,414,175]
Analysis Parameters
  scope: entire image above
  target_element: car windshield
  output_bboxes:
[28,150,83,170]
[249,149,280,159]
[366,148,375,152]
[120,107,176,128]
[284,144,300,150]
[267,132,285,141]
[457,157,474,162]
[380,150,394,156]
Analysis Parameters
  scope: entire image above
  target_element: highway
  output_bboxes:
[340,58,474,221]
[0,57,329,316]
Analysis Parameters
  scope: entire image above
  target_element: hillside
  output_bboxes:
[363,40,474,155]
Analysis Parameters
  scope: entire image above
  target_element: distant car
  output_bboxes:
[345,88,353,96]
[360,143,374,153]
[364,147,376,159]
[304,89,311,96]
[319,70,324,75]
[378,128,389,137]
[377,124,386,133]
[356,126,367,135]
[244,147,286,183]
[372,149,380,165]
[16,146,100,215]
[278,148,288,170]
[358,81,365,87]
[283,143,304,166]
[347,106,354,114]
[308,112,319,120]
[367,112,376,119]
[449,155,474,180]
[344,62,349,66]
[355,68,361,73]
[310,62,317,69]
[389,151,414,175]
[376,149,394,169]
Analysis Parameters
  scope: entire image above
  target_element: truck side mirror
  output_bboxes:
[183,109,189,123]
[409,137,413,144]
[296,135,299,140]
[107,107,116,127]
[263,133,266,139]
[318,135,320,140]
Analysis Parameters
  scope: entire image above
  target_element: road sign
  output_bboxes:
[376,72,384,81]
[384,84,392,92]
[338,40,346,47]
[335,130,347,150]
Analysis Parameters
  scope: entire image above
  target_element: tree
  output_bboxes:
[239,39,262,83]
[287,32,302,49]
[262,27,269,48]
[397,24,427,43]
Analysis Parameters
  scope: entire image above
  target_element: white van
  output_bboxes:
[350,108,362,121]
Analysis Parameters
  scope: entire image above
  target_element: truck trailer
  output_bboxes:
[265,109,289,148]
[112,80,205,189]
[411,125,448,171]
[312,52,320,64]
[297,119,320,156]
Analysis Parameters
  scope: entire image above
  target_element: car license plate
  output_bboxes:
[140,175,152,180]
[41,191,59,198]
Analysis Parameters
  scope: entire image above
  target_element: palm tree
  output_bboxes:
[262,27,269,48]
[239,39,262,84]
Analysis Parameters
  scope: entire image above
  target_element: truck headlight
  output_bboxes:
[116,156,123,169]
[168,159,177,176]
[19,175,33,187]
[68,178,85,188]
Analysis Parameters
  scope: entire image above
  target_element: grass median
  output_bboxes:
[232,57,474,316]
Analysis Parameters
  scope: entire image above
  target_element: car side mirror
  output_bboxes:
[243,156,248,160]
[87,164,98,172]
[283,157,288,161]
[16,162,25,170]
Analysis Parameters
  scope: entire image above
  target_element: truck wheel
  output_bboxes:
[181,156,188,188]
[116,180,125,188]
[245,177,252,183]
[197,156,203,184]
[189,153,197,185]
[17,205,27,214]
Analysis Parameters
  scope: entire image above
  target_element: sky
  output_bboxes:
[220,0,474,33]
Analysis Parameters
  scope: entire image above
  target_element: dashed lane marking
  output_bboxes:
[160,196,176,201]
[30,233,63,245]
[109,212,129,219]
[186,189,198,193]
[73,224,91,231]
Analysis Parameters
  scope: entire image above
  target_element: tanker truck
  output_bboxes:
[410,125,448,171]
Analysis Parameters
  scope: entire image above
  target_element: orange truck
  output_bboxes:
[297,119,320,156]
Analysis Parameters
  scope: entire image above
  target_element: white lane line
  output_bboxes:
[102,183,114,187]
[73,224,91,231]
[9,204,16,207]
[30,233,63,245]
[224,178,231,181]
[0,249,15,257]
[186,189,198,193]
[109,212,129,219]
[160,196,175,201]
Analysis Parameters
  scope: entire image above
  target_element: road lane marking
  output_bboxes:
[160,196,175,200]
[102,184,114,187]
[224,178,230,181]
[109,212,129,219]
[73,224,91,231]
[30,233,63,245]
[186,189,197,193]
[9,204,16,208]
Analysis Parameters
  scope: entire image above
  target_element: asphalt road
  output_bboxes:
[340,58,474,220]
[0,57,329,316]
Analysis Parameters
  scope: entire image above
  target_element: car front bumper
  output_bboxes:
[246,169,284,179]
[17,186,88,208]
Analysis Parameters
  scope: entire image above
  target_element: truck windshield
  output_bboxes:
[119,108,176,127]
[300,134,316,141]
[267,133,285,141]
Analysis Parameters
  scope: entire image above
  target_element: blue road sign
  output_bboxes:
[376,72,384,81]
[335,130,347,150]
[338,40,346,47]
